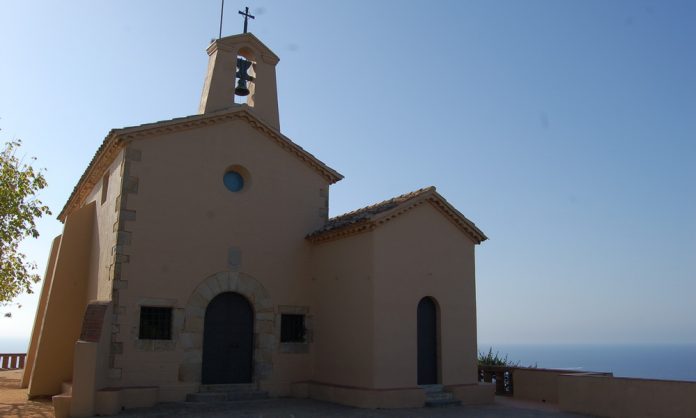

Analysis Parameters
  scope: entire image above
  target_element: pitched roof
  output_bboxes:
[58,106,343,221]
[306,187,487,244]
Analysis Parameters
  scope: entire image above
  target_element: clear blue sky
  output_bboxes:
[1,1,694,346]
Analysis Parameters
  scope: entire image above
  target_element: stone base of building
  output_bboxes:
[61,380,492,416]
[445,382,495,404]
[291,381,426,408]
[51,393,71,418]
[94,386,159,415]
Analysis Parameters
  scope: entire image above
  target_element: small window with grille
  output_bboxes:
[139,306,172,340]
[280,314,305,343]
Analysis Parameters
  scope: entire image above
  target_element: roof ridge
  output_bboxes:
[58,107,343,221]
[111,106,243,134]
[306,186,437,239]
[307,186,486,244]
[328,186,436,222]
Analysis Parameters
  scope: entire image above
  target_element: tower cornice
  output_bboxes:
[206,33,280,65]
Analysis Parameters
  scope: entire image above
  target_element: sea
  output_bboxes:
[478,343,696,382]
[2,337,695,382]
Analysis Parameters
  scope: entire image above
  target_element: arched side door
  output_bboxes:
[417,296,438,385]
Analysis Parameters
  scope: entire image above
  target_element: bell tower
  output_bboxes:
[198,33,281,130]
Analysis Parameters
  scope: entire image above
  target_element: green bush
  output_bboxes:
[478,347,520,367]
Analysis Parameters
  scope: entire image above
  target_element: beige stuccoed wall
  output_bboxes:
[309,232,375,388]
[372,203,478,388]
[513,368,612,404]
[83,151,125,301]
[558,374,696,418]
[111,118,330,397]
[513,368,564,404]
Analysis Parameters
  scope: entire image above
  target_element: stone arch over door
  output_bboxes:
[179,271,274,385]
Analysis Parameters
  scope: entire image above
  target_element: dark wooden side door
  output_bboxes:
[202,292,254,384]
[417,297,438,385]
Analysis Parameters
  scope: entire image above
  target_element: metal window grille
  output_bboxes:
[280,314,305,343]
[139,306,172,340]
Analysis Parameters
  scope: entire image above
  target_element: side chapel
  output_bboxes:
[22,30,491,416]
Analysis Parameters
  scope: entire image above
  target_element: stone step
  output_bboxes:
[186,390,269,403]
[199,383,258,393]
[425,398,462,408]
[186,392,226,402]
[60,381,73,395]
[426,391,454,401]
[420,384,444,393]
[226,391,269,401]
[52,393,72,418]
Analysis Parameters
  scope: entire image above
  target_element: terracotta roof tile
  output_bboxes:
[307,186,487,244]
[308,186,435,237]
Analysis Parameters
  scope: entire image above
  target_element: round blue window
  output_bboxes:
[223,171,244,192]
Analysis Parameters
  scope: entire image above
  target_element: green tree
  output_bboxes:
[0,138,51,310]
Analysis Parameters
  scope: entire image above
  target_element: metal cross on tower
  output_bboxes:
[238,7,255,34]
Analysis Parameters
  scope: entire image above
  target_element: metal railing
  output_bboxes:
[0,353,26,370]
[478,365,515,395]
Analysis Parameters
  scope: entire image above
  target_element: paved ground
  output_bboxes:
[110,397,591,418]
[1,370,592,418]
[0,370,54,418]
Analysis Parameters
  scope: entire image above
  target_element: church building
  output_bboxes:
[22,30,491,416]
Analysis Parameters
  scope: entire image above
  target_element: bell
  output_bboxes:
[235,79,250,97]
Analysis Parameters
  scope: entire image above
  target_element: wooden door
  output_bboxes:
[202,292,254,384]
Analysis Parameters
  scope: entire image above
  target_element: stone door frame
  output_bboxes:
[179,271,275,385]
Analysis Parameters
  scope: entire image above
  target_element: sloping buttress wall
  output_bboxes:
[28,202,96,397]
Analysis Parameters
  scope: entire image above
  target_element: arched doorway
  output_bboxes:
[202,292,254,384]
[417,297,438,385]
